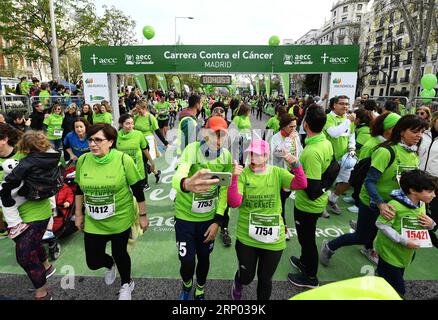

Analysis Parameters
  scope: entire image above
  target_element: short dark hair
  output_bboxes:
[8,110,24,121]
[355,108,373,126]
[279,114,297,129]
[384,101,398,113]
[363,99,377,112]
[211,101,225,110]
[188,95,201,108]
[400,169,438,194]
[87,123,117,149]
[118,113,133,129]
[0,123,21,146]
[332,95,350,104]
[73,117,90,132]
[304,104,327,133]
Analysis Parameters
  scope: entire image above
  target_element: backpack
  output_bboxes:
[320,156,341,191]
[349,145,396,201]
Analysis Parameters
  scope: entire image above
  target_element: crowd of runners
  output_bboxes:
[1,85,438,301]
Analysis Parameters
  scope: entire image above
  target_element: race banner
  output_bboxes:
[264,74,271,98]
[255,75,260,96]
[280,73,290,99]
[329,72,358,106]
[134,74,148,93]
[172,75,181,94]
[156,74,168,92]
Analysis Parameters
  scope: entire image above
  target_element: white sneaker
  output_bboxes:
[42,230,55,240]
[360,248,379,265]
[104,262,117,285]
[322,210,330,219]
[342,196,355,204]
[118,280,135,300]
[347,205,359,214]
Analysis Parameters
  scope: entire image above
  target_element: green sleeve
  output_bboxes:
[43,116,50,126]
[122,154,141,185]
[371,147,392,173]
[172,146,193,192]
[237,172,246,195]
[74,154,86,185]
[140,133,147,149]
[279,167,294,189]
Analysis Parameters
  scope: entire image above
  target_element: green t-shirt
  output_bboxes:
[355,125,371,150]
[323,113,355,161]
[155,102,170,120]
[358,136,384,160]
[233,115,251,132]
[134,114,159,137]
[39,90,50,107]
[374,199,426,268]
[359,144,420,206]
[295,134,334,213]
[116,129,148,180]
[236,165,293,251]
[266,116,280,133]
[75,149,142,235]
[43,113,64,140]
[93,112,112,124]
[172,142,232,222]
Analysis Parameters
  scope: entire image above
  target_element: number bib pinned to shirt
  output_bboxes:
[401,217,432,248]
[248,213,281,243]
[191,188,218,214]
[85,193,116,220]
[53,128,63,137]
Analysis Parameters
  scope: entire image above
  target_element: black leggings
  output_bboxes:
[234,240,283,300]
[280,189,291,226]
[256,108,263,120]
[180,254,210,287]
[222,206,230,229]
[427,197,438,248]
[84,228,131,285]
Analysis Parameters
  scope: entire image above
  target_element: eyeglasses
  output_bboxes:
[87,137,107,145]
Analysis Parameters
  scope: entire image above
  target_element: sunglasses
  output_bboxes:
[416,112,426,116]
[87,137,107,145]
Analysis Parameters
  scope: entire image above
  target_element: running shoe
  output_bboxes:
[104,261,117,285]
[155,170,161,184]
[322,210,330,219]
[42,230,55,241]
[8,223,29,239]
[35,291,53,300]
[347,205,359,214]
[45,265,56,279]
[118,280,135,300]
[143,184,151,192]
[194,290,205,300]
[319,240,334,267]
[179,284,193,300]
[342,196,355,204]
[327,201,342,215]
[360,248,379,265]
[289,256,306,275]
[349,220,358,231]
[221,228,232,247]
[231,279,243,300]
[287,273,319,289]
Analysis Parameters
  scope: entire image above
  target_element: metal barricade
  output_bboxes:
[410,97,438,113]
[368,96,411,115]
[29,95,85,111]
[0,95,31,115]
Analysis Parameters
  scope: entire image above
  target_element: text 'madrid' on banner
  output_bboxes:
[80,45,359,74]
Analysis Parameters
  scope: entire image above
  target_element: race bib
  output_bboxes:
[191,188,218,214]
[401,217,432,248]
[85,193,116,221]
[53,128,63,137]
[248,213,281,243]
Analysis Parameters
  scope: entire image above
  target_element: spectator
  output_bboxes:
[415,106,432,125]
[7,110,30,133]
[81,103,93,125]
[29,102,45,131]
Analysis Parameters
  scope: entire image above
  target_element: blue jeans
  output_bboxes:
[328,200,380,251]
[49,139,62,151]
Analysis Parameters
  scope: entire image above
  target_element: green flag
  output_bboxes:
[172,76,182,94]
[134,75,148,93]
[264,74,271,97]
[255,75,260,96]
[280,73,290,99]
[155,74,168,92]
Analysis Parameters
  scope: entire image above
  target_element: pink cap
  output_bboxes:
[245,139,270,155]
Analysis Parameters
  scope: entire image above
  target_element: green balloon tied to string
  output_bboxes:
[143,25,155,40]
[268,35,280,46]
[420,74,437,90]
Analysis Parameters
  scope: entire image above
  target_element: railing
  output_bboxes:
[368,96,411,113]
[411,97,438,113]
[0,95,31,115]
[382,63,389,69]
[392,61,400,67]
[374,51,382,57]
[29,95,85,110]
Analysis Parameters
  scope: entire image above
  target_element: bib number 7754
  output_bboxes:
[254,226,273,236]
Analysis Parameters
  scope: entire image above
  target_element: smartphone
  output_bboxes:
[207,172,232,187]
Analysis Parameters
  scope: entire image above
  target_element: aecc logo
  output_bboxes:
[90,54,118,66]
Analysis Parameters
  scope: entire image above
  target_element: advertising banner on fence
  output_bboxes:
[81,45,359,74]
[329,72,358,106]
[83,73,110,105]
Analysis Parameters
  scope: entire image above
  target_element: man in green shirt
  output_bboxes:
[172,116,232,300]
[323,95,356,215]
[288,104,333,289]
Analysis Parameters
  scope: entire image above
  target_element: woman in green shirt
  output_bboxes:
[74,123,149,300]
[43,104,64,151]
[92,103,112,124]
[117,114,158,191]
[354,108,374,152]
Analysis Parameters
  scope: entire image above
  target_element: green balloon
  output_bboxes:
[143,26,155,40]
[421,74,437,90]
[269,35,280,46]
[420,88,436,103]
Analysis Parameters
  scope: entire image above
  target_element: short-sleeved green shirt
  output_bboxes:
[93,112,112,124]
[295,134,333,213]
[359,144,420,206]
[116,129,148,180]
[75,149,142,235]
[358,136,384,160]
[236,165,294,251]
[134,114,159,137]
[266,116,280,133]
[155,102,170,120]
[43,113,64,140]
[356,125,371,150]
[323,112,355,161]
[233,115,251,132]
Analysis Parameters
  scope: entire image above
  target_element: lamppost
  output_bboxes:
[174,16,194,45]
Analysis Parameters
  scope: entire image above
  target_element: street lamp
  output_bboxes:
[174,16,194,45]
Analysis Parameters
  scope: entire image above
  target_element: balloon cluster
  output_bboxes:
[420,74,437,103]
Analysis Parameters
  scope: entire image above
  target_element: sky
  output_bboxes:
[93,0,342,45]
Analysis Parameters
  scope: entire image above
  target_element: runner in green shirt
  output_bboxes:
[171,116,232,300]
[227,139,307,300]
[375,170,437,296]
[265,106,287,135]
[354,108,373,152]
[75,123,149,300]
[92,104,112,124]
[154,95,171,138]
[43,104,64,151]
[233,104,252,166]
[39,83,51,110]
[116,114,158,191]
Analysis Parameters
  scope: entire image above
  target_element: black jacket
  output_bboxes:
[81,112,93,125]
[0,150,62,204]
[29,110,45,131]
[62,113,77,138]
